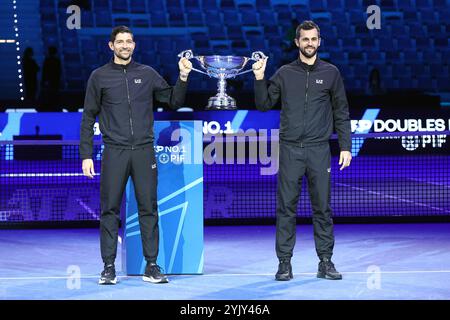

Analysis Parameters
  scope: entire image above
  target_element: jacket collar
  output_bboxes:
[109,57,135,70]
[294,55,321,71]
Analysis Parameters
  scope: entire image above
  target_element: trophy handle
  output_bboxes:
[178,49,194,59]
[250,51,267,61]
[234,51,267,77]
[177,50,209,75]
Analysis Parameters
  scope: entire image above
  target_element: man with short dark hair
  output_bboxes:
[252,20,352,281]
[80,26,192,285]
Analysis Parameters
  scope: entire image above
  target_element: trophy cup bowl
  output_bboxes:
[178,50,266,110]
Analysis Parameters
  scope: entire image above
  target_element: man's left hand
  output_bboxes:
[339,151,352,171]
[178,57,192,80]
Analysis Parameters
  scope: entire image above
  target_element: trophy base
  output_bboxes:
[206,94,237,110]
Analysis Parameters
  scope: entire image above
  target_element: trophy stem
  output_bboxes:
[206,74,237,110]
[218,74,227,96]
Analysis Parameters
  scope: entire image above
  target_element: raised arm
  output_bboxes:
[153,57,192,110]
[253,57,281,111]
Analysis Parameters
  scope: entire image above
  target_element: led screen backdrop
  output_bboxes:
[0,110,449,224]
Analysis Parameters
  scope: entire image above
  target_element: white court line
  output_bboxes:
[335,182,450,214]
[0,275,128,280]
[75,198,99,220]
[202,270,450,276]
[407,178,450,189]
[0,173,92,178]
[1,270,450,280]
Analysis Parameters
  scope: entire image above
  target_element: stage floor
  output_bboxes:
[1,223,449,300]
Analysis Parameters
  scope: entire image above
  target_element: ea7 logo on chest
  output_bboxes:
[134,79,142,84]
[316,79,323,84]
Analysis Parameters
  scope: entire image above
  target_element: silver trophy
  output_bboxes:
[178,49,266,110]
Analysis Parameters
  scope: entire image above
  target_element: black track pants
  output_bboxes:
[99,145,159,265]
[275,142,335,261]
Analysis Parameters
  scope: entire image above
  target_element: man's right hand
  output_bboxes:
[252,57,268,80]
[82,159,96,179]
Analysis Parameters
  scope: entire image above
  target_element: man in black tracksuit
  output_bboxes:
[252,21,352,281]
[79,26,192,285]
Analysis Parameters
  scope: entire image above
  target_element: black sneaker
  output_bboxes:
[143,263,169,284]
[317,258,342,280]
[275,259,293,281]
[99,264,117,285]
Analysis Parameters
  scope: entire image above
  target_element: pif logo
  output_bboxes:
[401,136,419,151]
[155,145,186,164]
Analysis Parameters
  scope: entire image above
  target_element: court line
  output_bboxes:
[201,270,450,276]
[1,270,450,280]
[407,178,450,189]
[75,198,99,220]
[0,173,91,178]
[335,182,450,214]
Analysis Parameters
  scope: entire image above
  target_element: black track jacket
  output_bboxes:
[254,57,351,151]
[80,59,187,160]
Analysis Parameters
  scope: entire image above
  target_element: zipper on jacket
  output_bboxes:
[300,70,310,147]
[124,68,135,149]
[305,70,309,107]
